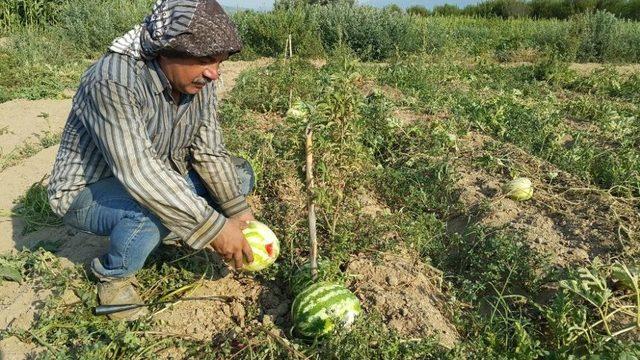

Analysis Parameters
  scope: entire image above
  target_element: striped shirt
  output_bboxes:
[48,52,249,249]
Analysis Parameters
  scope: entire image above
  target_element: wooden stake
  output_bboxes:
[305,124,318,281]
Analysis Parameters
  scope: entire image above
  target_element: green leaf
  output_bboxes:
[560,266,611,307]
[611,263,639,291]
[0,264,22,283]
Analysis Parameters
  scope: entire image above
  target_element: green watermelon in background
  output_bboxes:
[291,281,362,338]
[242,220,280,272]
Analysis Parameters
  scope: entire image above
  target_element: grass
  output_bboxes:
[379,55,640,199]
[12,177,62,234]
[0,129,61,172]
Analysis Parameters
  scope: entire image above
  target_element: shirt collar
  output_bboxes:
[147,59,172,95]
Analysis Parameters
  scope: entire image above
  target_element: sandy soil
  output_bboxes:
[347,251,459,349]
[0,100,69,155]
[447,130,639,267]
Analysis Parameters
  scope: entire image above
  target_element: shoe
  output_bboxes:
[96,277,149,321]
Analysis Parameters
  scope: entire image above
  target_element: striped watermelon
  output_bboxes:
[291,282,362,337]
[242,221,280,272]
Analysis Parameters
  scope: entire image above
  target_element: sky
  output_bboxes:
[218,0,481,11]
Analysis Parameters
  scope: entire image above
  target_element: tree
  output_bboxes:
[273,0,354,8]
[407,5,430,16]
[433,4,462,15]
[308,0,355,5]
[384,4,403,13]
[273,0,307,10]
[530,0,574,18]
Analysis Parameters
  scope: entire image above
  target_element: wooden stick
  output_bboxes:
[305,124,318,281]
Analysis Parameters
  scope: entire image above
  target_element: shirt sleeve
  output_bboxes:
[82,79,226,249]
[190,84,250,218]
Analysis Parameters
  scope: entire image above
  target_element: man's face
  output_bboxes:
[158,53,228,95]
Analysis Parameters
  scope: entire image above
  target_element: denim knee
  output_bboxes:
[92,209,168,279]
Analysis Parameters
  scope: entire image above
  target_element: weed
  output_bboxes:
[0,130,61,171]
[13,177,62,234]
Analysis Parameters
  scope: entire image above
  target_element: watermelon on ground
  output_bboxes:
[291,281,362,338]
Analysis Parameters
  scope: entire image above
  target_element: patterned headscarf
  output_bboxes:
[109,0,242,60]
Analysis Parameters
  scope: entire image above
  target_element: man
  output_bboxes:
[48,0,255,320]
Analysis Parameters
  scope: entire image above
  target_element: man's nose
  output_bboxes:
[203,64,220,81]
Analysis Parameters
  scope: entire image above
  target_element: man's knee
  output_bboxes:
[93,209,167,279]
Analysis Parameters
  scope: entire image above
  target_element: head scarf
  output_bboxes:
[109,0,242,60]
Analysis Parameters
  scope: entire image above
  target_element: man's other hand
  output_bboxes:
[209,218,254,269]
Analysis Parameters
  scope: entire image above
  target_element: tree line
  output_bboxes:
[274,0,639,21]
[406,0,639,21]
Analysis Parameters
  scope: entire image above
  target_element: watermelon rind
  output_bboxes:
[242,220,280,272]
[291,281,362,338]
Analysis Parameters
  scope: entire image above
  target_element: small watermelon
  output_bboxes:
[242,221,280,272]
[503,177,533,201]
[291,282,362,338]
[286,100,309,120]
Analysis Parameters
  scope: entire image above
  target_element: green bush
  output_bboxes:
[0,0,67,30]
[233,8,324,58]
[407,5,429,17]
[313,4,422,60]
[57,0,151,57]
[573,10,618,62]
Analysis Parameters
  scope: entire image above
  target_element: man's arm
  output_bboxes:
[190,85,252,219]
[82,79,226,249]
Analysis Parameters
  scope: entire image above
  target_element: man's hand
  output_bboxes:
[209,218,254,269]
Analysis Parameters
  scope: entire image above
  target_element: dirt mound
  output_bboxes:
[447,130,638,267]
[347,251,460,349]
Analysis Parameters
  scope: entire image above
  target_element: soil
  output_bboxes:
[153,271,291,342]
[347,251,460,349]
[447,130,639,267]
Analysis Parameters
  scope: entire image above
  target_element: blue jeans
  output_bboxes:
[63,158,255,279]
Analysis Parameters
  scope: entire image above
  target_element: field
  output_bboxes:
[1,1,640,359]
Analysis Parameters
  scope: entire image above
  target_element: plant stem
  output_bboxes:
[306,124,318,281]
